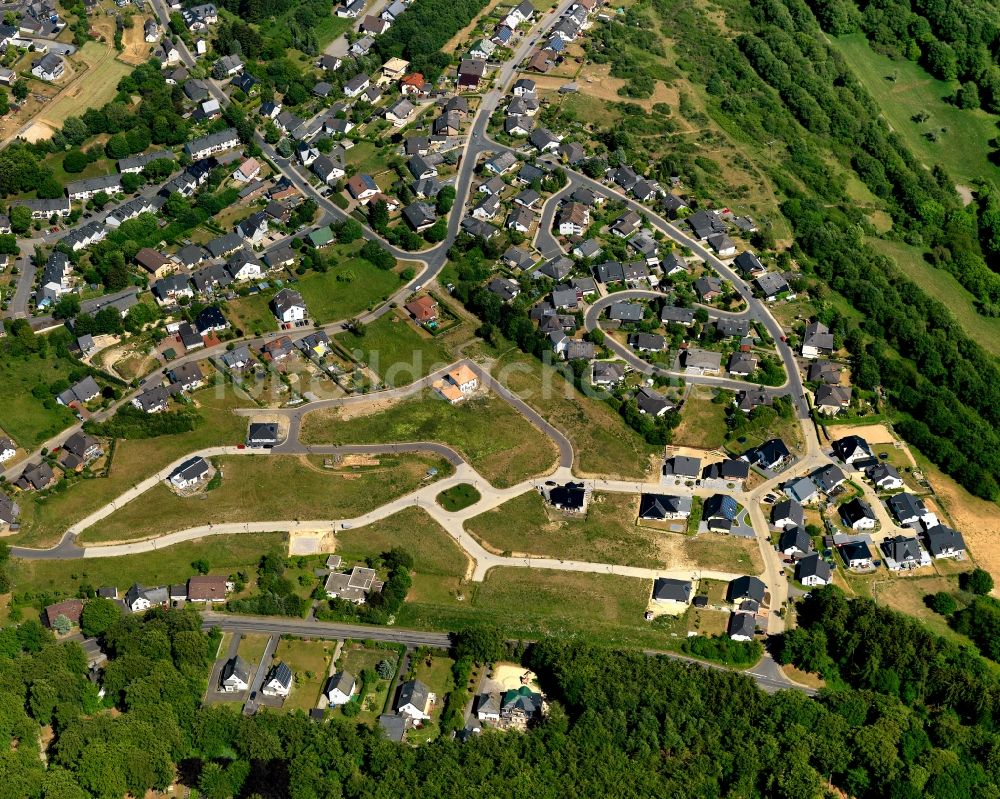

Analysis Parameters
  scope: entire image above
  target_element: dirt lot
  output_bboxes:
[32,42,133,135]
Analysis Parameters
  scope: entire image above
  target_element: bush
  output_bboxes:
[930,591,957,616]
[681,634,763,667]
[963,569,994,596]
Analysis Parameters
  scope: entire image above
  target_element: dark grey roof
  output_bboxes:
[727,576,766,604]
[778,526,811,554]
[881,535,922,564]
[795,553,830,582]
[663,455,700,478]
[772,498,804,528]
[266,661,293,689]
[397,679,431,711]
[924,525,966,556]
[727,612,756,639]
[652,578,692,603]
[839,498,875,526]
[887,492,926,523]
[703,493,739,520]
[222,655,250,684]
[638,493,690,520]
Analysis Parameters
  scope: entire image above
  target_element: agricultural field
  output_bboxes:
[301,393,557,488]
[334,311,454,388]
[80,452,449,543]
[296,258,403,324]
[831,34,1000,188]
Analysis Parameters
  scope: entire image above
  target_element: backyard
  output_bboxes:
[301,393,557,488]
[272,638,335,712]
[80,452,449,543]
[0,347,81,450]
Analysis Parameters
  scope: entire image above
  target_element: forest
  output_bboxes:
[374,0,490,79]
[3,605,1000,798]
[807,0,1000,113]
[635,0,1000,501]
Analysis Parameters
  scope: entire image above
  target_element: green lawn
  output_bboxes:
[336,645,399,724]
[436,483,481,511]
[224,293,279,336]
[673,389,729,450]
[344,141,393,176]
[335,312,453,388]
[870,238,1000,357]
[491,349,656,479]
[313,14,353,50]
[8,532,285,605]
[272,638,336,712]
[13,387,252,547]
[301,394,557,488]
[0,348,80,450]
[832,34,1000,187]
[82,453,449,543]
[296,259,402,324]
[236,633,272,669]
[407,653,455,741]
[336,507,470,604]
[464,491,664,568]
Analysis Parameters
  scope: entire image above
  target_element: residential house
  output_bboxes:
[168,361,204,391]
[325,671,356,705]
[651,578,693,608]
[745,438,790,471]
[727,576,766,608]
[485,152,518,175]
[591,361,626,386]
[887,493,931,526]
[168,456,210,489]
[814,384,851,415]
[839,498,877,530]
[772,498,804,530]
[396,679,434,722]
[703,494,739,530]
[728,613,756,642]
[262,662,293,698]
[386,97,415,126]
[660,305,695,326]
[220,656,251,692]
[832,435,873,467]
[67,173,122,202]
[529,127,560,152]
[796,554,832,587]
[458,59,486,88]
[707,233,736,257]
[867,462,905,491]
[0,491,20,530]
[924,525,966,559]
[402,202,436,232]
[347,174,380,202]
[124,583,169,613]
[682,348,722,374]
[811,463,846,494]
[17,462,54,492]
[45,599,84,629]
[881,535,930,571]
[686,209,727,240]
[808,361,842,384]
[607,302,643,323]
[222,345,254,372]
[132,385,171,413]
[779,526,811,557]
[801,321,834,359]
[232,157,261,182]
[59,431,102,471]
[187,575,229,602]
[31,53,64,81]
[727,352,757,376]
[247,422,279,448]
[404,295,438,323]
[557,202,589,236]
[629,332,664,352]
[0,438,15,464]
[610,210,641,237]
[57,376,101,406]
[693,276,722,300]
[545,481,587,513]
[312,154,345,184]
[635,386,673,416]
[702,460,750,482]
[756,272,789,299]
[639,494,691,521]
[272,289,306,324]
[184,128,239,160]
[663,455,701,479]
[784,476,818,504]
